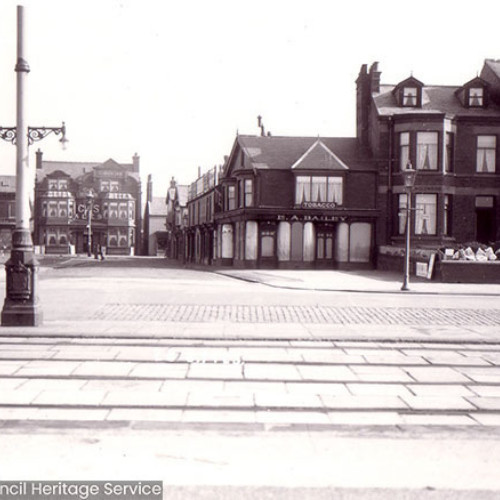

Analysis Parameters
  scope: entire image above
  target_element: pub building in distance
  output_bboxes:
[34,151,142,256]
[182,58,500,270]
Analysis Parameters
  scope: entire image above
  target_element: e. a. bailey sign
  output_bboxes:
[276,214,347,222]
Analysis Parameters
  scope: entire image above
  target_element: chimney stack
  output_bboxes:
[36,149,43,169]
[132,153,140,172]
[369,61,381,93]
[146,174,153,203]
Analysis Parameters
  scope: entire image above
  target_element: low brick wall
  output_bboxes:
[436,261,500,283]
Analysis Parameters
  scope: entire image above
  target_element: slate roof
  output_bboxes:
[483,59,500,83]
[374,84,500,117]
[38,159,139,182]
[236,135,375,172]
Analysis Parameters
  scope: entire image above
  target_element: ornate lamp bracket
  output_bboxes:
[0,127,17,144]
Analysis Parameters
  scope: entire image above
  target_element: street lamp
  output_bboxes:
[86,191,94,257]
[401,160,417,291]
[0,6,67,326]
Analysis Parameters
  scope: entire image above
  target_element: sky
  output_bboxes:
[1,0,499,198]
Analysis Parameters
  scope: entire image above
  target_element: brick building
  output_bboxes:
[143,175,168,256]
[185,167,221,265]
[34,151,142,255]
[187,136,377,269]
[0,175,16,253]
[357,59,500,250]
[165,177,189,261]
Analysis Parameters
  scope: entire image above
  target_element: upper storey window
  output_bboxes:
[403,87,418,107]
[456,77,488,108]
[48,179,68,191]
[476,135,496,173]
[469,87,484,107]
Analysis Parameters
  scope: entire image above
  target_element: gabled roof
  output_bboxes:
[291,139,349,171]
[374,84,500,117]
[482,59,500,84]
[229,135,373,174]
[38,159,139,182]
[96,159,123,170]
[392,76,424,92]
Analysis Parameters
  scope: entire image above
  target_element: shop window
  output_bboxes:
[349,223,371,263]
[469,87,484,107]
[295,176,343,205]
[415,194,437,235]
[47,232,57,245]
[416,132,438,170]
[290,222,303,261]
[476,135,496,173]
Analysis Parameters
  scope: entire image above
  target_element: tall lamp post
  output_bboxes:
[86,192,94,257]
[401,161,417,291]
[0,6,67,326]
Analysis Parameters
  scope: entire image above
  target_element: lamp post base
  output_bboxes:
[1,229,43,327]
[1,301,42,326]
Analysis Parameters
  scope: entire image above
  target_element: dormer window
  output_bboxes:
[393,76,424,107]
[456,78,488,108]
[403,87,418,106]
[469,87,484,107]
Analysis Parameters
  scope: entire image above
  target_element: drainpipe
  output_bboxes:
[387,116,394,243]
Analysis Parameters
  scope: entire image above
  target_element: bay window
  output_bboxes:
[415,194,437,235]
[295,176,343,205]
[416,132,438,170]
[399,132,410,171]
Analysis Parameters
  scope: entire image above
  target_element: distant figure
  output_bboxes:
[94,243,105,261]
[98,244,105,261]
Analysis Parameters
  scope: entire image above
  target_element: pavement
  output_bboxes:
[0,256,500,496]
[216,267,500,295]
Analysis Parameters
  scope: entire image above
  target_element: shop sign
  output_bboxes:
[276,214,347,222]
[73,203,103,220]
[301,202,338,209]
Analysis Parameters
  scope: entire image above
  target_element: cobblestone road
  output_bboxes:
[93,303,500,326]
